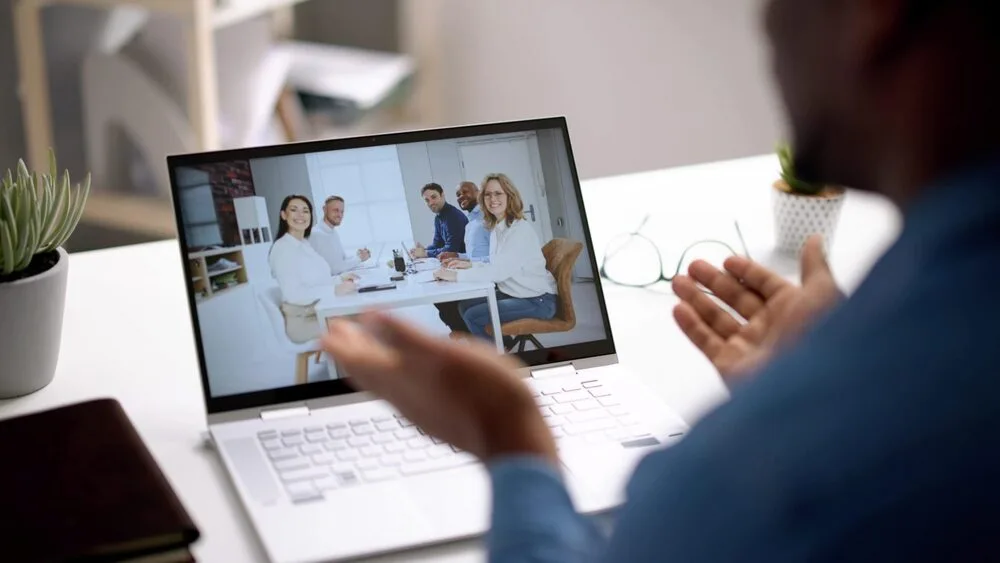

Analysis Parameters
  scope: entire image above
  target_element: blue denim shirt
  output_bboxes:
[485,159,1000,562]
[426,202,468,258]
[459,205,491,264]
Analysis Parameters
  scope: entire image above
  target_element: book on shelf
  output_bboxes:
[0,398,200,562]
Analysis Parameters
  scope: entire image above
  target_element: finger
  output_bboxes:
[800,235,834,287]
[321,320,400,388]
[687,260,765,319]
[672,302,728,363]
[672,275,743,338]
[723,256,790,299]
[357,310,449,355]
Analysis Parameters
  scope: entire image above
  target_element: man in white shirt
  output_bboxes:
[309,196,371,276]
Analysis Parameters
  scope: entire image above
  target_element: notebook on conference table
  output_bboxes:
[0,398,200,562]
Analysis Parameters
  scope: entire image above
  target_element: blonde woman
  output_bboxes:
[434,174,557,341]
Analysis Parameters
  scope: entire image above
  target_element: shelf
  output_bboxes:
[190,247,244,259]
[192,276,203,282]
[206,264,244,277]
[206,283,249,299]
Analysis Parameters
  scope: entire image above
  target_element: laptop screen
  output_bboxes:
[168,118,615,413]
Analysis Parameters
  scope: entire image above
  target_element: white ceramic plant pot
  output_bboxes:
[772,180,846,256]
[0,247,69,398]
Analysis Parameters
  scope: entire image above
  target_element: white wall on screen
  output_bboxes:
[536,128,595,279]
[396,142,437,246]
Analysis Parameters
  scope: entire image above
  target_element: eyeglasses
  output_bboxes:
[599,215,751,291]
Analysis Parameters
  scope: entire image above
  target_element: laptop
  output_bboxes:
[167,117,688,563]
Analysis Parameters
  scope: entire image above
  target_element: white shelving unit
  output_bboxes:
[13,0,313,174]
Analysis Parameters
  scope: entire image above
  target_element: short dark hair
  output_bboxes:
[324,195,344,205]
[421,183,443,196]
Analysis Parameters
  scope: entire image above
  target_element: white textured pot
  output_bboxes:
[0,247,69,398]
[772,181,846,256]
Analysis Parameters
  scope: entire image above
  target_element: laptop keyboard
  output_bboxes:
[257,379,679,504]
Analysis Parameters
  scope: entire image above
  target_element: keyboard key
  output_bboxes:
[285,481,321,502]
[258,430,278,439]
[372,414,394,423]
[606,428,629,441]
[428,445,452,459]
[314,476,339,491]
[267,448,298,461]
[581,380,601,388]
[347,436,370,448]
[312,452,337,465]
[403,450,427,462]
[281,429,302,437]
[352,424,375,436]
[384,442,406,453]
[607,406,630,417]
[328,427,351,439]
[573,399,601,411]
[617,414,640,426]
[407,437,432,450]
[279,467,328,482]
[431,437,445,445]
[332,468,360,487]
[397,417,416,428]
[394,428,418,440]
[550,404,574,415]
[260,438,282,451]
[565,418,617,435]
[598,397,621,407]
[567,410,610,423]
[361,467,399,483]
[545,416,565,428]
[551,427,566,439]
[336,450,359,462]
[327,422,347,431]
[380,453,403,467]
[535,395,555,407]
[400,453,476,476]
[300,444,323,455]
[361,445,383,458]
[282,435,304,447]
[371,433,394,444]
[541,388,562,395]
[375,420,399,432]
[324,439,348,452]
[349,418,369,426]
[554,390,590,403]
[274,458,310,471]
[588,388,612,398]
[305,432,329,443]
[562,384,582,392]
[356,458,380,471]
[305,425,324,433]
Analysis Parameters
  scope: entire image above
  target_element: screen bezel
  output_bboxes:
[167,117,618,414]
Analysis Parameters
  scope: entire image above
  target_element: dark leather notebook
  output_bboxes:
[0,398,200,562]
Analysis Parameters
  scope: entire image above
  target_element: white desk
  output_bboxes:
[0,155,901,562]
[316,274,504,351]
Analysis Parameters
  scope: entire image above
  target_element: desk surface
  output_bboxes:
[0,155,901,562]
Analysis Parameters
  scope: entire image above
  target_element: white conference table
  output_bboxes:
[0,154,901,562]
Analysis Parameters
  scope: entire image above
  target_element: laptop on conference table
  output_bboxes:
[166,117,688,563]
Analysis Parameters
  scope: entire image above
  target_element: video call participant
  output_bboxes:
[410,183,468,259]
[434,174,557,341]
[436,181,492,335]
[309,195,371,276]
[268,195,359,343]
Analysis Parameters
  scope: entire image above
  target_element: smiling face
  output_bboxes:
[482,179,507,219]
[423,188,445,213]
[324,199,345,226]
[455,182,479,212]
[281,197,312,238]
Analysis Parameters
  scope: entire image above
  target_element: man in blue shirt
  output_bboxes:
[436,181,492,335]
[410,183,468,259]
[322,0,1000,561]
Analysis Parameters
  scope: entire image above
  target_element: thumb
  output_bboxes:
[801,235,834,286]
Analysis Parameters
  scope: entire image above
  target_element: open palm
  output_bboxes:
[671,235,843,382]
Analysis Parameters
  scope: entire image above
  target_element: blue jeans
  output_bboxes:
[459,291,558,340]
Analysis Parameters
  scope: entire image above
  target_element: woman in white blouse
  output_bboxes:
[434,173,558,341]
[268,195,358,343]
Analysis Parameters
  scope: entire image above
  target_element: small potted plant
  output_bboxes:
[0,150,90,398]
[773,142,846,255]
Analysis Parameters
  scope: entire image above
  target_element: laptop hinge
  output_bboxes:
[529,363,577,379]
[260,405,310,420]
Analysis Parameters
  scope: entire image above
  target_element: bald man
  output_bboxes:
[436,181,490,265]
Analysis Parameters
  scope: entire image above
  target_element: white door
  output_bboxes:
[458,136,553,244]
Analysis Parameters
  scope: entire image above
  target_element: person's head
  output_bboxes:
[276,195,314,240]
[421,183,446,214]
[765,0,1000,202]
[479,173,525,229]
[455,181,480,212]
[324,196,345,226]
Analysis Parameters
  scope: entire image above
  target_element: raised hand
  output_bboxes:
[321,312,557,464]
[671,235,843,383]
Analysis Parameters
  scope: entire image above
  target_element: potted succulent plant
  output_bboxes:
[772,142,846,255]
[0,150,90,398]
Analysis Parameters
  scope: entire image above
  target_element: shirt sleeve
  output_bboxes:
[426,216,445,256]
[456,223,531,284]
[428,209,468,257]
[271,244,332,305]
[488,456,606,563]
